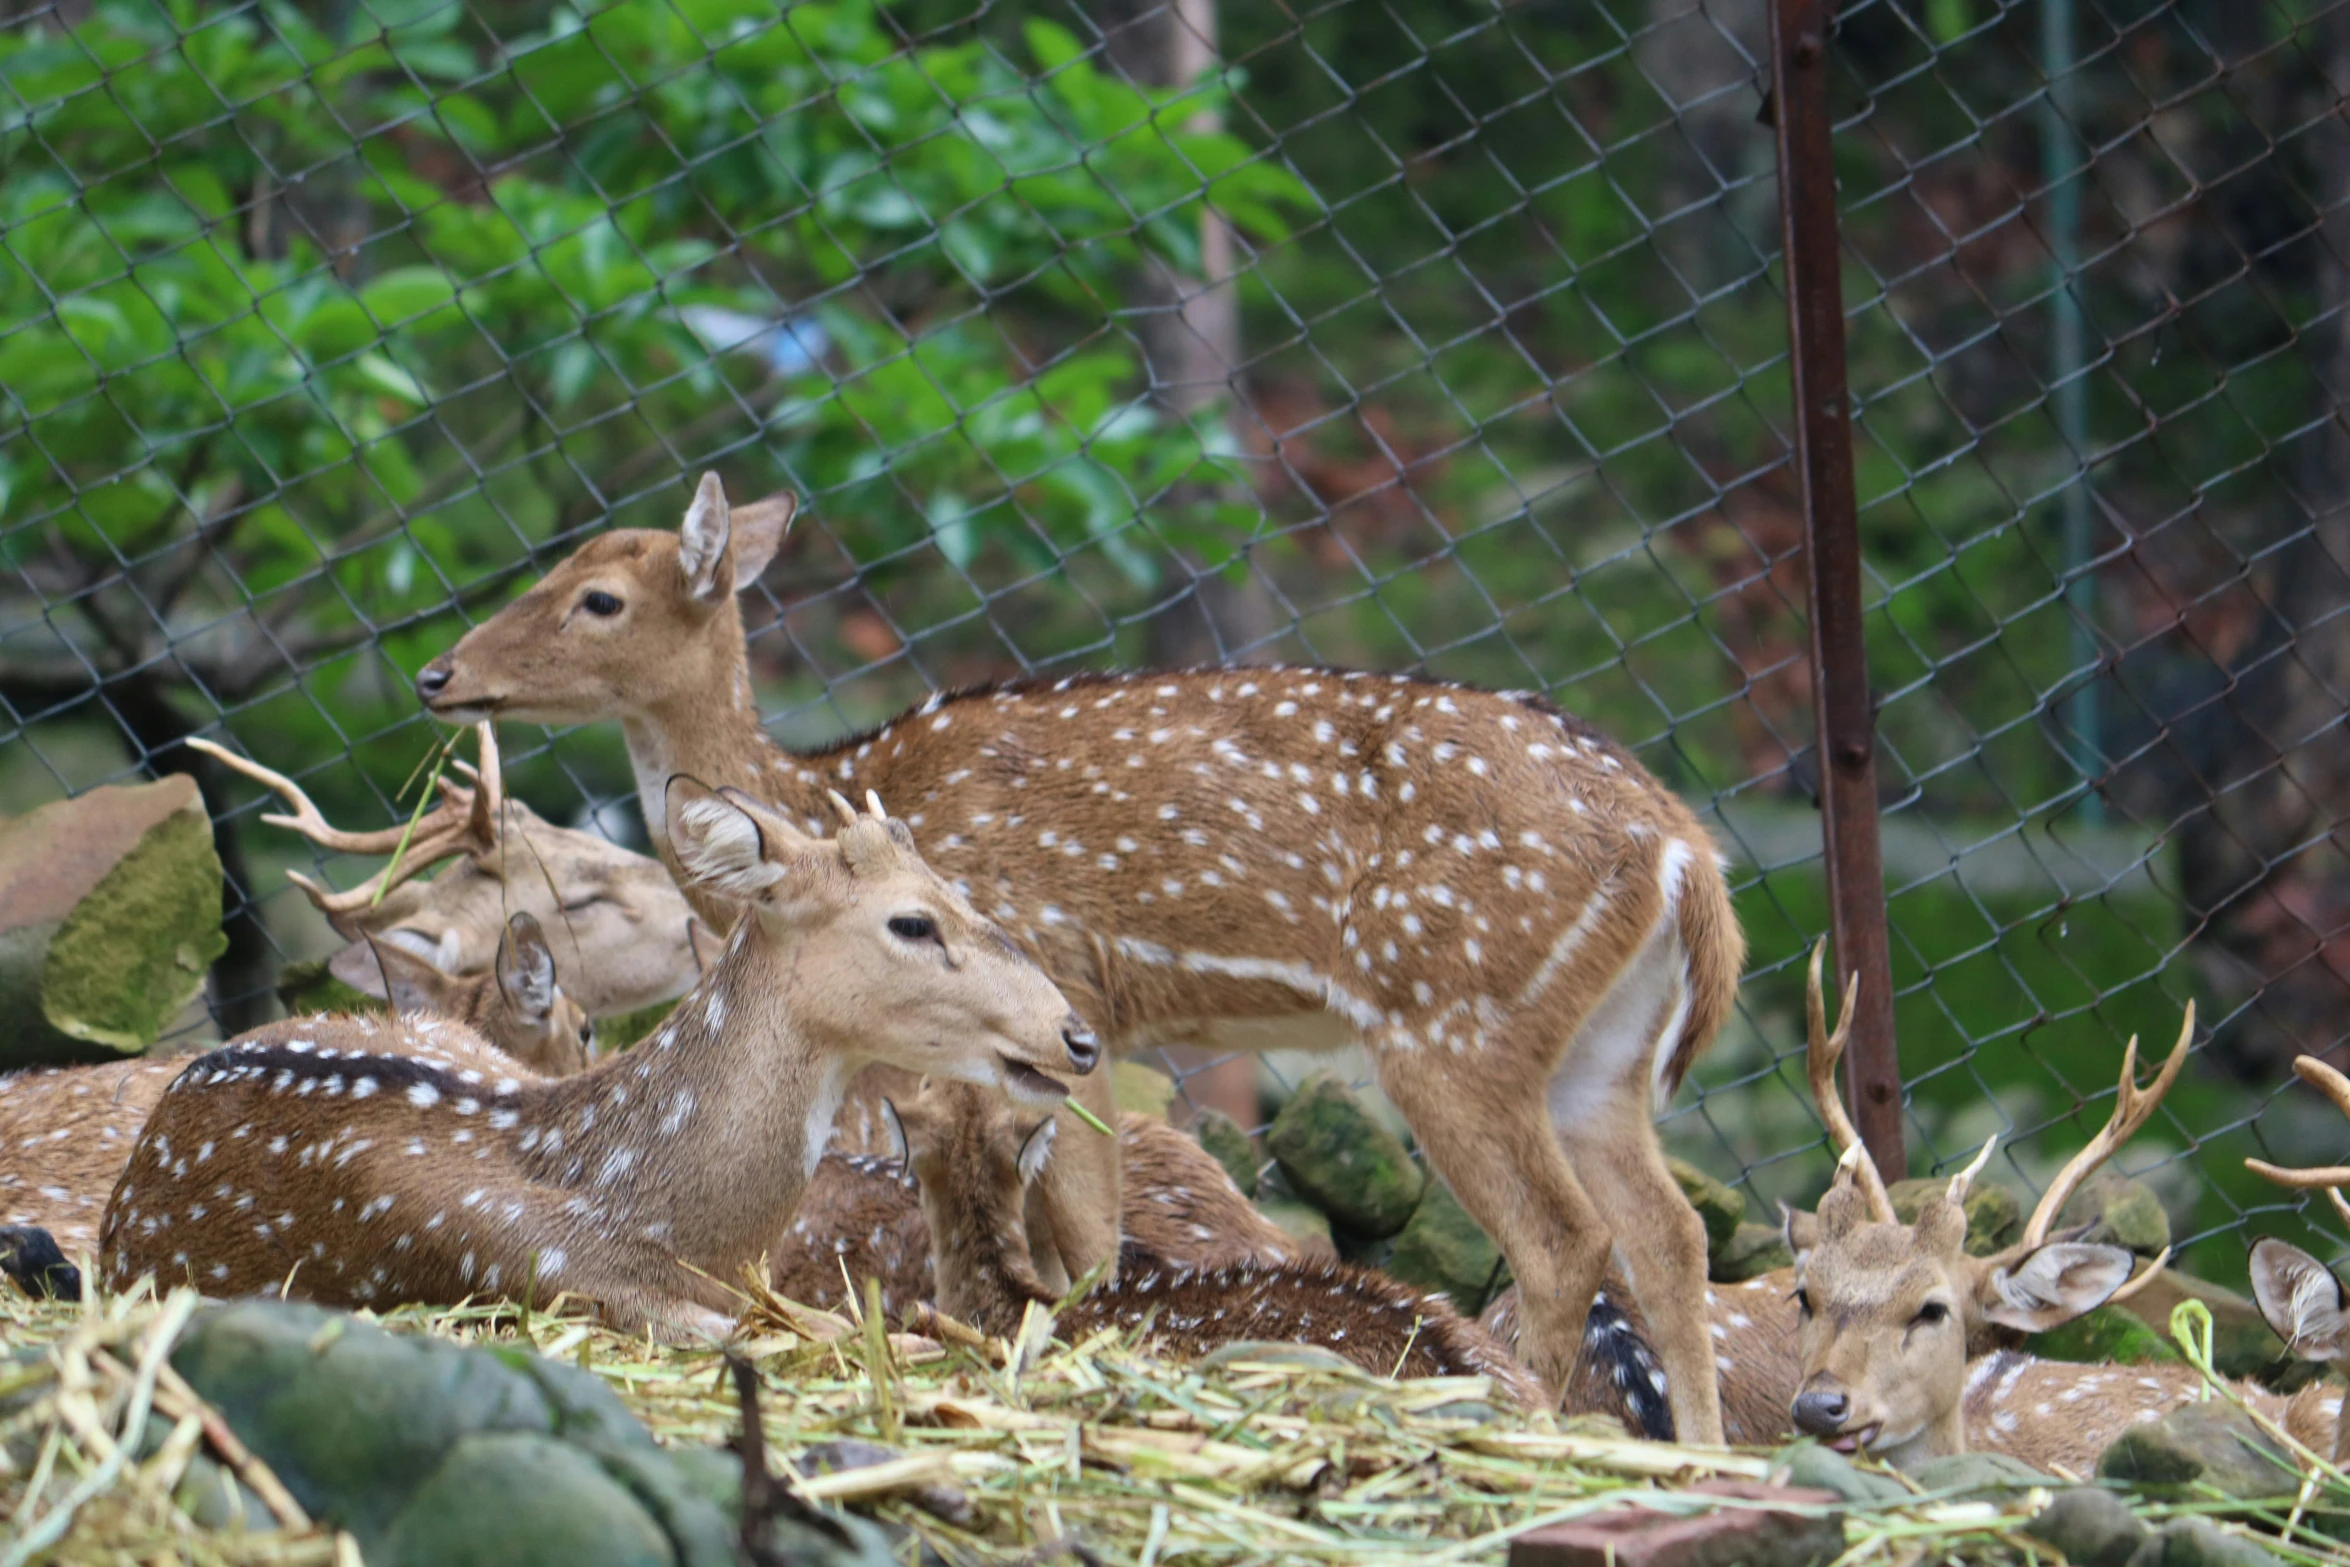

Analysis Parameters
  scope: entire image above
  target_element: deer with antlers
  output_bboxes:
[412,473,1746,1436]
[99,784,1100,1333]
[2243,1054,2350,1467]
[188,725,702,1018]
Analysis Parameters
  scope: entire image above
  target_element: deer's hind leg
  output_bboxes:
[1371,1036,1610,1409]
[1546,918,1724,1445]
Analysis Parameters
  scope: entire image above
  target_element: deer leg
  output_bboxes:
[1371,1040,1609,1406]
[1546,917,1726,1445]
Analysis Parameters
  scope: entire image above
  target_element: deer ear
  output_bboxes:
[1780,1201,1821,1259]
[2251,1237,2350,1360]
[677,472,733,603]
[880,1099,910,1166]
[728,490,796,588]
[367,939,454,1018]
[1017,1117,1058,1186]
[669,779,786,900]
[1976,1241,2135,1332]
[497,913,559,1025]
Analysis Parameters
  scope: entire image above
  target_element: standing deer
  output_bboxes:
[0,911,590,1267]
[99,784,1099,1335]
[412,473,1746,1437]
[188,725,703,1017]
[878,1078,1681,1427]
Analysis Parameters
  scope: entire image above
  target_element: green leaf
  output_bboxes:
[355,353,426,404]
[360,267,458,326]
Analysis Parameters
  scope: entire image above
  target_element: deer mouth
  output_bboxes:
[1826,1424,1881,1454]
[999,1055,1067,1106]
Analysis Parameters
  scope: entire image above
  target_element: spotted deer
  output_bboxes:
[2245,1053,2350,1466]
[99,785,1100,1334]
[413,473,1746,1436]
[879,1078,1633,1423]
[1,911,591,1268]
[189,725,704,1017]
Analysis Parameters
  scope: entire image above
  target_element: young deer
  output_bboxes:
[413,473,1746,1437]
[1782,946,2218,1472]
[189,725,703,1017]
[880,1080,1559,1418]
[772,1110,1311,1317]
[99,785,1100,1335]
[0,912,590,1265]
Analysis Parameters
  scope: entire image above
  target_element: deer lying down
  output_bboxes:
[880,1079,1684,1427]
[1,914,589,1265]
[99,785,1100,1336]
[2242,1053,2350,1468]
[191,725,704,1018]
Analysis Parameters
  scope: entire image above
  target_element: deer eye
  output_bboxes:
[888,914,938,944]
[581,590,624,617]
[1911,1301,1950,1328]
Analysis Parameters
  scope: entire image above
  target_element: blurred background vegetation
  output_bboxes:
[3,0,2350,1285]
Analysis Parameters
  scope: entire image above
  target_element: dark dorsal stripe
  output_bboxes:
[172,1042,512,1103]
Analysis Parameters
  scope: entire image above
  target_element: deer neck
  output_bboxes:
[527,935,845,1268]
[620,606,810,849]
[1881,1400,1967,1471]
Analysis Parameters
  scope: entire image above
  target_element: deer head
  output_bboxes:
[1783,943,2180,1468]
[338,912,595,1077]
[416,476,798,732]
[191,726,703,1015]
[667,780,1099,1104]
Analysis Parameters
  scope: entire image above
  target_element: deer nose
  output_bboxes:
[1792,1387,1851,1437]
[1061,1019,1101,1074]
[415,660,453,701]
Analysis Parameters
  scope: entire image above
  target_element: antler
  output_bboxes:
[1806,940,1896,1223]
[2018,1000,2196,1249]
[2245,1054,2350,1233]
[187,724,504,917]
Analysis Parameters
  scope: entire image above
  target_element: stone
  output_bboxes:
[1905,1451,2055,1494]
[0,776,228,1067]
[1669,1157,1746,1256]
[1112,1061,1177,1119]
[1767,1443,1909,1505]
[1888,1175,2020,1256]
[1267,1072,1426,1239]
[276,956,384,1019]
[2112,1271,2291,1383]
[2097,1400,2298,1500]
[2024,1487,2148,1567]
[0,1224,78,1300]
[1508,1479,1845,1567]
[1713,1221,1795,1284]
[1191,1110,1258,1198]
[168,1299,890,1567]
[2059,1173,2173,1258]
[1259,1199,1335,1254]
[2127,1518,2287,1567]
[2027,1304,2182,1367]
[1388,1178,1508,1314]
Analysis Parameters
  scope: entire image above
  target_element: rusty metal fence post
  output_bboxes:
[1769,0,1904,1180]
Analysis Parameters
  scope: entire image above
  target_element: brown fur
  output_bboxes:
[415,474,1747,1439]
[884,1082,1550,1412]
[2,918,594,1262]
[98,789,1097,1336]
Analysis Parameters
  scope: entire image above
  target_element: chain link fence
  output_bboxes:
[6,0,2350,1288]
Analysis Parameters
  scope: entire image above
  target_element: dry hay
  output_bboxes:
[4,1275,2345,1566]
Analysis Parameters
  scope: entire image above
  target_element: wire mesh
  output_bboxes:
[2,0,2348,1289]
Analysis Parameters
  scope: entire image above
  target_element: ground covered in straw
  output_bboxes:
[7,1280,2350,1566]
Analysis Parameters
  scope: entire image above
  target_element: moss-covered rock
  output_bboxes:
[2098,1399,2298,1500]
[0,777,227,1067]
[2027,1303,2183,1366]
[1713,1221,1795,1283]
[1387,1179,1505,1313]
[1888,1174,2020,1256]
[276,956,385,1019]
[2129,1517,2289,1567]
[1668,1156,1745,1256]
[2060,1173,2173,1258]
[1766,1442,1908,1504]
[1905,1451,2056,1494]
[1191,1110,1258,1198]
[1112,1061,1177,1119]
[170,1299,891,1567]
[595,997,680,1054]
[2022,1487,2148,1567]
[1267,1072,1425,1239]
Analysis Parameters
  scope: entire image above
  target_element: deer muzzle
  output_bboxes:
[1061,1018,1101,1074]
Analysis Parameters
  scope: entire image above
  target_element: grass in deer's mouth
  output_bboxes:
[1062,1095,1114,1136]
